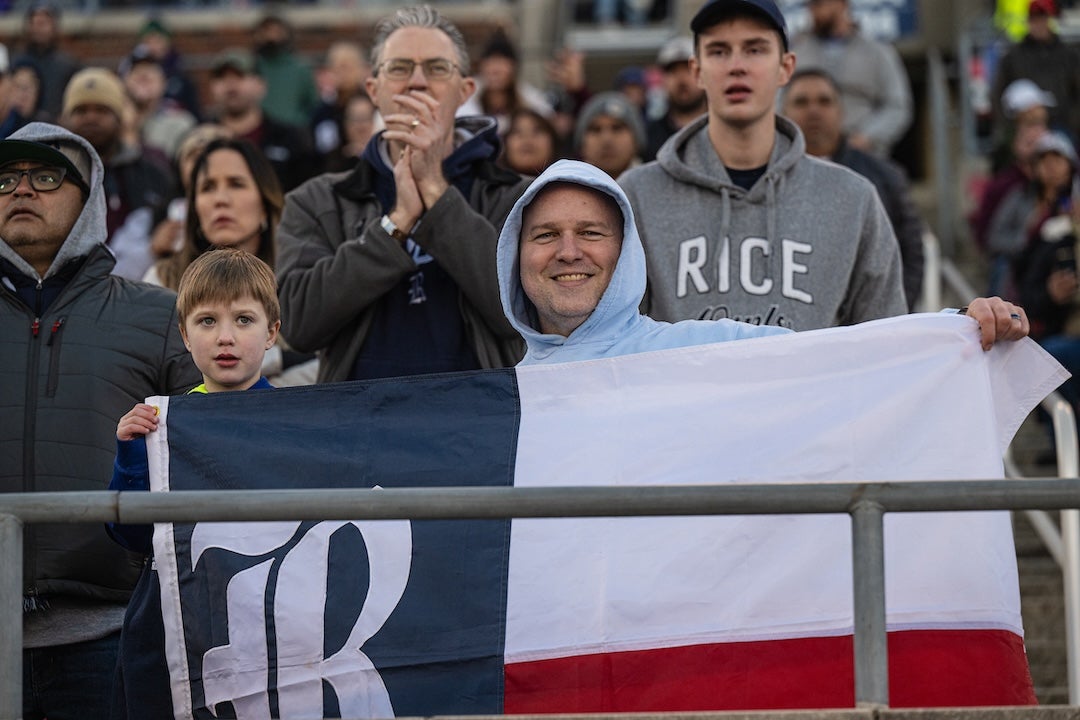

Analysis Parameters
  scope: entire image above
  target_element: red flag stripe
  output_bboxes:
[504,629,1036,712]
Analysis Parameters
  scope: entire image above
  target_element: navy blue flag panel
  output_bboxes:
[151,371,519,719]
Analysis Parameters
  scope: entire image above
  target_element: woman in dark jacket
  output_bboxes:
[1018,131,1080,403]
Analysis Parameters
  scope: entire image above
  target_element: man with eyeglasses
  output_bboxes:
[276,5,530,383]
[0,121,199,719]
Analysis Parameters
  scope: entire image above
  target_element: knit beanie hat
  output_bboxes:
[573,91,647,152]
[62,68,126,119]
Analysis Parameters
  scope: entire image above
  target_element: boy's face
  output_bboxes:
[692,16,795,131]
[180,294,279,393]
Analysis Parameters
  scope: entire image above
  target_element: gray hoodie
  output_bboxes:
[618,115,907,331]
[0,122,108,280]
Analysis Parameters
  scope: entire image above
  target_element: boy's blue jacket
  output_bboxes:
[107,376,275,554]
[108,377,274,720]
[495,160,790,365]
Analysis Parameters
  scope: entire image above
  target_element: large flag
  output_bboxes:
[145,314,1067,719]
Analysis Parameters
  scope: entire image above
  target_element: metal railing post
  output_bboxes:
[851,500,888,708]
[1049,395,1080,705]
[0,513,23,719]
[927,46,955,256]
[918,230,942,313]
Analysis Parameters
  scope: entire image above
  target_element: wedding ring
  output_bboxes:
[410,118,420,128]
[1010,313,1021,320]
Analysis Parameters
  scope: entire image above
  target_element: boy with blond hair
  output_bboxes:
[108,248,281,718]
[112,248,280,508]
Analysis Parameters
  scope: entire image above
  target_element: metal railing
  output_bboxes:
[922,224,1080,702]
[4,479,1080,718]
[1005,393,1080,704]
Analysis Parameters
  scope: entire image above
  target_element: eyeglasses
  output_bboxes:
[376,58,463,81]
[0,166,75,195]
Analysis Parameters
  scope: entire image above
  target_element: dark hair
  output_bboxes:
[25,2,59,22]
[786,68,840,94]
[781,68,842,107]
[501,107,561,175]
[156,138,283,290]
[10,58,43,116]
[255,12,293,42]
[481,28,518,63]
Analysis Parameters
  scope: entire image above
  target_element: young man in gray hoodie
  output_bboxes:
[619,0,907,331]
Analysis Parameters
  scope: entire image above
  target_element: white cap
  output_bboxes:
[1033,130,1078,167]
[657,36,694,67]
[1002,79,1056,117]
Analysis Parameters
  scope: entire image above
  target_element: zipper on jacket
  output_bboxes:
[45,317,65,398]
[23,315,42,485]
[22,279,44,582]
[23,587,50,613]
[23,312,42,583]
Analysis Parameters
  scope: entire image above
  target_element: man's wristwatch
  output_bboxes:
[380,214,409,242]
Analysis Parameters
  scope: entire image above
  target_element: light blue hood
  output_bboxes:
[497,160,789,364]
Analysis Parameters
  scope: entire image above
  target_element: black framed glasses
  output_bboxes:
[376,58,463,81]
[0,166,75,195]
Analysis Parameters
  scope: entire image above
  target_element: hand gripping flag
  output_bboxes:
[141,314,1068,719]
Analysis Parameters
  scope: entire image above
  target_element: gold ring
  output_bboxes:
[410,118,420,128]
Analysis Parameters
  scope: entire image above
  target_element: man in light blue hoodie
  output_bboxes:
[498,160,1029,364]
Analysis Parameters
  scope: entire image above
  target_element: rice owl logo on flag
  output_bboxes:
[189,519,410,717]
[151,370,516,719]
[146,315,1068,719]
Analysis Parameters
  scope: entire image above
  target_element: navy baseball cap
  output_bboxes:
[690,0,789,50]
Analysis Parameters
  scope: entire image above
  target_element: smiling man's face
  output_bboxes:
[518,182,623,337]
[0,161,85,276]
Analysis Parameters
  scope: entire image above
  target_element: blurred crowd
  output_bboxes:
[970,0,1080,413]
[1,1,1066,715]
[0,0,1075,393]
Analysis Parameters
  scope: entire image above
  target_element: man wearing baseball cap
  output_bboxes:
[61,66,174,280]
[991,0,1080,143]
[644,36,706,160]
[619,0,906,332]
[970,78,1053,258]
[208,47,316,192]
[0,121,198,718]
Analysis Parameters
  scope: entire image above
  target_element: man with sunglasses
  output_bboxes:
[0,121,199,718]
[276,6,530,383]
